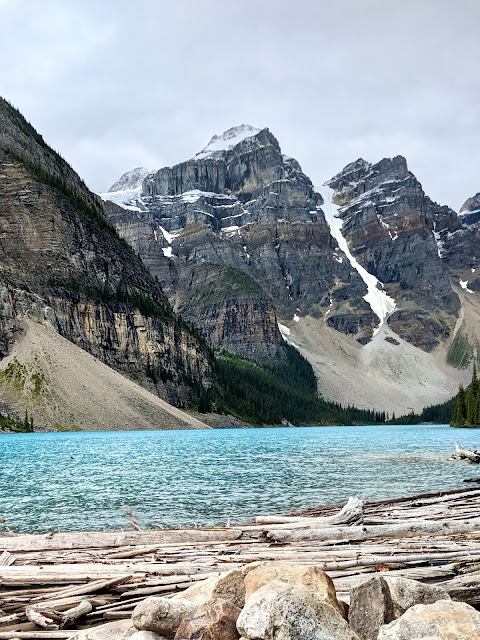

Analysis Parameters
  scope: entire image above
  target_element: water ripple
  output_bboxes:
[0,425,478,533]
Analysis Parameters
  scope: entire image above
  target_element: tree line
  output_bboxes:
[452,363,480,427]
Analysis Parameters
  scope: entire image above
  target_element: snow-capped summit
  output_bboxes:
[195,125,262,160]
[108,167,152,193]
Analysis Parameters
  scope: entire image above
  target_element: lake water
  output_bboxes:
[1,424,479,534]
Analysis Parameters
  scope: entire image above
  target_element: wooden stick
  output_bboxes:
[30,575,133,603]
[24,607,58,630]
[0,552,16,567]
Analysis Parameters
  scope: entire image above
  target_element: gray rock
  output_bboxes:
[237,579,361,640]
[71,620,138,640]
[377,599,480,639]
[104,126,376,358]
[173,563,262,609]
[348,575,450,640]
[132,597,196,639]
[243,561,345,618]
[131,633,167,640]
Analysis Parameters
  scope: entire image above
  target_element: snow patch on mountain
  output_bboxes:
[108,167,152,193]
[195,125,261,160]
[99,185,144,211]
[318,184,396,330]
[460,280,474,293]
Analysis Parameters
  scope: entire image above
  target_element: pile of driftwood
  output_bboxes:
[1,486,480,638]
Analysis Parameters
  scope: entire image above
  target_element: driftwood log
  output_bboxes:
[255,496,364,526]
[453,442,480,463]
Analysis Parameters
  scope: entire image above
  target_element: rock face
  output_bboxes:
[243,562,344,618]
[171,263,285,363]
[327,156,459,351]
[237,580,361,640]
[377,599,480,639]
[174,565,261,609]
[102,126,375,359]
[174,599,241,640]
[102,124,480,412]
[0,99,213,422]
[348,575,450,640]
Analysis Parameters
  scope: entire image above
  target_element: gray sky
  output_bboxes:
[1,0,478,209]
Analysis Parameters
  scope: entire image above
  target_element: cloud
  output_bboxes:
[1,0,479,209]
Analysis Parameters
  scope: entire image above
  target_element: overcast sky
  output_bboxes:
[1,0,478,209]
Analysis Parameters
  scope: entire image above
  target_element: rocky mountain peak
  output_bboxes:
[195,124,262,159]
[328,158,371,185]
[108,167,152,193]
[459,192,480,225]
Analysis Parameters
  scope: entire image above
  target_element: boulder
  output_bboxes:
[348,575,450,640]
[131,633,167,640]
[132,597,196,638]
[244,562,344,617]
[70,621,140,640]
[237,579,361,640]
[174,598,241,640]
[377,599,480,639]
[174,563,261,609]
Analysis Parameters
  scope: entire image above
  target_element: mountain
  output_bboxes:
[326,156,459,352]
[0,98,213,429]
[103,126,476,415]
[100,126,374,362]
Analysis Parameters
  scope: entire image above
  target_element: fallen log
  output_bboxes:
[256,496,364,526]
[453,442,480,463]
[266,516,480,543]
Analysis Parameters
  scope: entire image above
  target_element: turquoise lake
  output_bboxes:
[1,424,479,534]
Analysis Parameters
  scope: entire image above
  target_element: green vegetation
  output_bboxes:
[211,345,387,426]
[0,410,33,433]
[48,275,175,323]
[186,263,264,306]
[451,363,480,427]
[0,357,46,401]
[389,396,455,425]
[446,332,475,369]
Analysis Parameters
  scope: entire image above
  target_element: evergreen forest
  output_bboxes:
[451,363,480,427]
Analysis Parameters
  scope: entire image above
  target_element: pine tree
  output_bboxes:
[453,384,467,426]
[466,363,479,425]
[475,391,480,427]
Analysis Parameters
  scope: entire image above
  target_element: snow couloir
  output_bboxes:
[318,184,396,332]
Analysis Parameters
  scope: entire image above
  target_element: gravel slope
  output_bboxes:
[0,320,211,431]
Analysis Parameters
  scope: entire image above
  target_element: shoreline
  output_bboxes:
[1,485,480,636]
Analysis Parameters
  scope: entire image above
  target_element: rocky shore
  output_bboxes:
[1,487,480,639]
[70,563,480,640]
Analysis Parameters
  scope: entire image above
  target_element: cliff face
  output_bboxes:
[102,126,477,413]
[102,126,375,356]
[0,99,213,412]
[327,156,460,351]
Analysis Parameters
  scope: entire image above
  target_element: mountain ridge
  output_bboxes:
[0,98,215,428]
[102,125,478,414]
